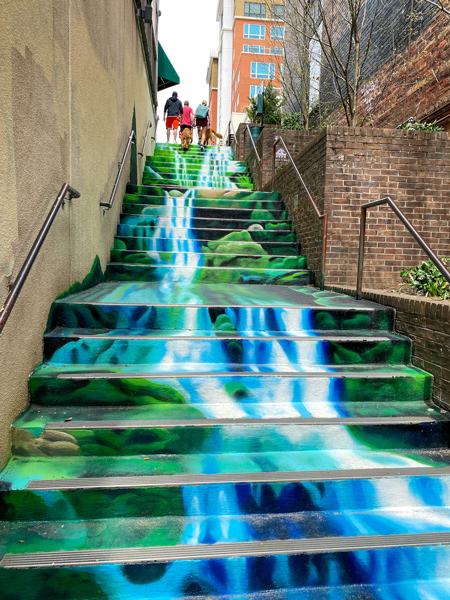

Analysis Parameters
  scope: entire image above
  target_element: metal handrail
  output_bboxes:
[356,196,450,300]
[225,118,239,157]
[245,123,261,163]
[0,183,81,334]
[100,129,136,209]
[272,136,328,290]
[138,120,152,157]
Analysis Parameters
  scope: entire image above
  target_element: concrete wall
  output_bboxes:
[0,0,155,468]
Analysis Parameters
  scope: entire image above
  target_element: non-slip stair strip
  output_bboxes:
[26,467,450,490]
[44,416,439,429]
[4,532,450,568]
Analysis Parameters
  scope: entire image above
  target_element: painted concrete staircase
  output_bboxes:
[1,142,450,599]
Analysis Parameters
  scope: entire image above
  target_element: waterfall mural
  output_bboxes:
[1,142,450,599]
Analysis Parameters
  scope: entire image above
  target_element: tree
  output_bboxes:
[245,81,283,124]
[421,0,450,16]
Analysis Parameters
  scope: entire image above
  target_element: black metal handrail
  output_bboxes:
[356,196,450,300]
[272,136,328,291]
[0,183,81,334]
[100,129,136,209]
[138,120,152,157]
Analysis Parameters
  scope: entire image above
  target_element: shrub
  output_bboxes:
[281,112,304,130]
[400,258,450,299]
[401,119,444,132]
[245,81,282,125]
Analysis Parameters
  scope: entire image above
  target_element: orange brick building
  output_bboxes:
[213,1,285,131]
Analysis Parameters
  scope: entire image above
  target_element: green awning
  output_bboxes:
[158,42,180,91]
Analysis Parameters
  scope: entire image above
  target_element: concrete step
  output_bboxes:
[120,203,289,220]
[116,224,297,242]
[49,282,395,331]
[105,263,313,286]
[123,192,285,210]
[109,249,307,269]
[118,214,293,230]
[42,329,411,366]
[113,236,298,255]
[126,183,280,201]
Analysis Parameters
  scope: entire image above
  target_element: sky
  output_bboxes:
[156,0,220,142]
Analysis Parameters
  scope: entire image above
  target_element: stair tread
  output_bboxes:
[3,508,450,560]
[3,449,450,490]
[3,531,450,568]
[54,282,387,309]
[45,327,407,340]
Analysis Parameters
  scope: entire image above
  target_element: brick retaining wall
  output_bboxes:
[256,126,450,289]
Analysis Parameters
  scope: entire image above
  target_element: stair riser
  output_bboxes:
[2,474,448,521]
[109,250,307,270]
[43,336,411,366]
[28,373,431,407]
[123,193,285,210]
[11,422,449,458]
[146,165,250,176]
[119,215,292,231]
[1,545,450,599]
[105,264,312,286]
[114,237,298,255]
[51,305,395,332]
[143,169,253,186]
[116,225,297,242]
[120,204,289,220]
[126,183,281,201]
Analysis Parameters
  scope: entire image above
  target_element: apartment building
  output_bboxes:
[214,1,285,133]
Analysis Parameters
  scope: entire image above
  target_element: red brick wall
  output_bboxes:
[259,126,450,289]
[334,11,450,128]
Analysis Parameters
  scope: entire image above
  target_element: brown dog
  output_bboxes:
[203,128,223,146]
[181,128,192,152]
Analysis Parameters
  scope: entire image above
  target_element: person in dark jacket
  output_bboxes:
[163,91,183,143]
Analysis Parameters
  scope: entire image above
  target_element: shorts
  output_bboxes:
[196,117,208,127]
[166,117,180,129]
[180,124,192,133]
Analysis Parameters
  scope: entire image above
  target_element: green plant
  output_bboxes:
[281,112,304,130]
[400,258,450,299]
[245,81,283,125]
[401,119,445,132]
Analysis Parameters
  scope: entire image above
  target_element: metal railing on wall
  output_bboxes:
[245,124,263,182]
[272,136,328,291]
[0,183,81,334]
[356,196,450,300]
[100,129,136,210]
[138,120,152,157]
[225,119,239,159]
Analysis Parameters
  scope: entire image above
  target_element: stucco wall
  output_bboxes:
[0,0,155,468]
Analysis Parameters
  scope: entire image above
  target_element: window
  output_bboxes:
[244,2,266,17]
[244,45,266,54]
[270,46,284,56]
[270,26,285,40]
[244,24,266,39]
[271,4,285,19]
[251,62,275,79]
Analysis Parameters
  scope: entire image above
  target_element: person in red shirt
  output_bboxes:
[180,101,195,144]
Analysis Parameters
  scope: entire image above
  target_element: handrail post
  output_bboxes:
[0,183,80,334]
[356,205,367,300]
[272,137,278,193]
[320,214,328,291]
[138,120,152,157]
[100,129,136,210]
